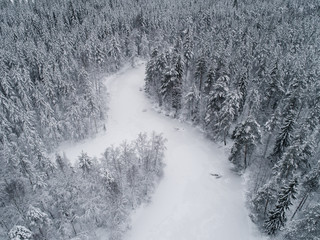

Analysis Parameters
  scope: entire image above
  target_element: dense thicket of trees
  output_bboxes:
[1,0,319,239]
[142,0,320,239]
[0,0,166,238]
[1,133,165,239]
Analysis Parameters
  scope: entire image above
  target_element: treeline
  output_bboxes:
[0,0,156,155]
[0,0,162,239]
[1,133,165,239]
[144,0,320,238]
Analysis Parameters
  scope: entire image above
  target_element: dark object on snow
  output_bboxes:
[210,173,222,179]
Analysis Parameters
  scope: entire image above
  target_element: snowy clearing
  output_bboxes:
[59,62,266,240]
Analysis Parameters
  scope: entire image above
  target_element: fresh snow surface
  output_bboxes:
[59,62,266,240]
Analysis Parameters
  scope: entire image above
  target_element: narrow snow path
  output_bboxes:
[59,63,265,240]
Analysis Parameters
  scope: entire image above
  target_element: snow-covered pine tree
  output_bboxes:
[145,48,159,95]
[185,84,200,123]
[284,203,320,240]
[272,110,295,161]
[251,181,278,224]
[205,75,230,133]
[182,30,193,72]
[160,66,176,109]
[154,52,167,106]
[261,112,280,158]
[78,151,92,175]
[194,56,207,94]
[273,128,315,182]
[229,117,261,170]
[262,61,284,111]
[264,178,298,235]
[204,66,215,95]
[172,55,183,114]
[215,91,240,145]
[289,164,320,221]
[26,205,50,239]
[108,34,122,71]
[158,51,184,114]
[139,33,149,58]
[237,71,248,115]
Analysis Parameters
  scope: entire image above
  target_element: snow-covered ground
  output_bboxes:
[59,62,266,240]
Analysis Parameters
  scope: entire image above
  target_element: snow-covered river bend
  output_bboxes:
[60,63,265,240]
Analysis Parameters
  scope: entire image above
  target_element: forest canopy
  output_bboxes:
[0,0,319,239]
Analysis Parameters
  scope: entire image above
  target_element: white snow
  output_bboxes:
[58,62,266,240]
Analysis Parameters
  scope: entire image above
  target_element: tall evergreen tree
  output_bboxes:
[205,75,230,131]
[229,117,261,170]
[194,56,207,94]
[172,55,183,113]
[264,179,298,235]
[215,91,240,145]
[272,111,295,161]
[204,66,215,95]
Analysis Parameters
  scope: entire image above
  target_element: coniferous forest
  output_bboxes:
[0,0,319,239]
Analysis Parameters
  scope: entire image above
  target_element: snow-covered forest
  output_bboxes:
[0,0,319,239]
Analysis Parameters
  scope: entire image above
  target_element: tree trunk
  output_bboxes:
[158,92,162,107]
[71,220,77,236]
[263,133,272,158]
[39,227,45,238]
[244,144,248,169]
[0,220,9,231]
[264,197,269,217]
[295,104,303,121]
[291,192,309,220]
[94,118,98,133]
[298,193,309,211]
[199,73,203,94]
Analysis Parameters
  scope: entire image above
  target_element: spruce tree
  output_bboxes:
[284,203,320,240]
[205,75,230,132]
[264,179,298,235]
[172,55,183,113]
[272,110,295,161]
[194,56,207,94]
[263,61,284,111]
[160,66,176,108]
[182,31,193,71]
[237,72,248,115]
[145,48,158,95]
[215,91,240,145]
[204,66,215,95]
[78,152,92,175]
[185,84,200,123]
[229,117,261,170]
